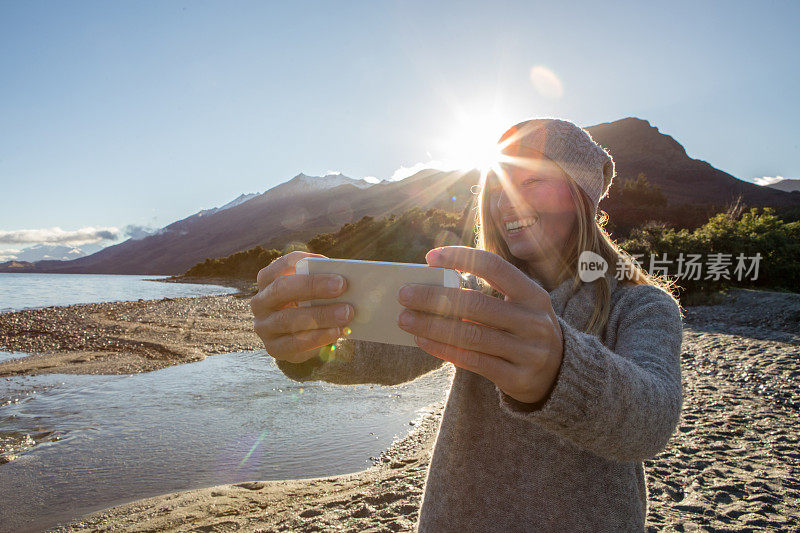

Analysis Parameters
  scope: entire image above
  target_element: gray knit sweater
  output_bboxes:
[275,271,684,532]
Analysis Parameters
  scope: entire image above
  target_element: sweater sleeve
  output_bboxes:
[275,337,449,386]
[495,284,684,462]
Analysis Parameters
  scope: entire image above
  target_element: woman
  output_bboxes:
[251,118,684,531]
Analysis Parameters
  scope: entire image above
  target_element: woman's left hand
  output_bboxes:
[397,246,564,405]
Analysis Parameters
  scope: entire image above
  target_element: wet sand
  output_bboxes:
[2,283,799,531]
[50,401,446,533]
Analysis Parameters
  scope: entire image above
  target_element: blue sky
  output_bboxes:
[1,0,798,258]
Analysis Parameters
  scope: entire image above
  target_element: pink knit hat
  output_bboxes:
[497,118,615,211]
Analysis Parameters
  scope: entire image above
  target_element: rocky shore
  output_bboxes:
[2,284,799,531]
[644,289,799,531]
[0,277,259,377]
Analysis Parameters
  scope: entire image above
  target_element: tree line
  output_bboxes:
[183,175,799,302]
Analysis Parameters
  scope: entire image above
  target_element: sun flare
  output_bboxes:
[437,112,509,172]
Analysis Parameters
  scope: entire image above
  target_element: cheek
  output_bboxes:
[531,183,574,215]
[538,185,577,237]
[552,183,575,211]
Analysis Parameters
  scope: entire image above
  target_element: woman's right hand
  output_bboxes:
[251,251,354,363]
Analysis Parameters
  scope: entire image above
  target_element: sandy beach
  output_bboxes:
[2,283,799,531]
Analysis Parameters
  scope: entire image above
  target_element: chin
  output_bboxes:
[505,242,541,263]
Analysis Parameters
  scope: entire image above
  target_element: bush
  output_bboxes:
[184,246,282,280]
[620,207,800,299]
[308,207,470,262]
[181,202,799,304]
[181,207,473,280]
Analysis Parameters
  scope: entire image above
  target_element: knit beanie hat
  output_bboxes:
[496,118,615,212]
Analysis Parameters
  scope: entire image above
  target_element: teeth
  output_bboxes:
[505,217,538,231]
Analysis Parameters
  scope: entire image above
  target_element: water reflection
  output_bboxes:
[0,351,453,532]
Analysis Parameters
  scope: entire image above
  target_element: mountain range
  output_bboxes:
[766,178,800,193]
[2,117,797,275]
[1,243,105,263]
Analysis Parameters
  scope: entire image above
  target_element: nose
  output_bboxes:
[496,186,514,212]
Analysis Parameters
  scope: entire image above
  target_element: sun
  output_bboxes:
[437,112,509,172]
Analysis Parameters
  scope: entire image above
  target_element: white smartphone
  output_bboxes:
[295,257,464,347]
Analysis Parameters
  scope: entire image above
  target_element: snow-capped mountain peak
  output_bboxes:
[193,172,386,220]
[218,192,259,211]
[263,172,382,200]
[8,243,104,262]
[291,172,376,190]
[195,192,259,219]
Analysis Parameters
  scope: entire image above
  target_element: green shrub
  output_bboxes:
[182,202,799,304]
[182,207,472,280]
[184,246,282,280]
[621,207,800,299]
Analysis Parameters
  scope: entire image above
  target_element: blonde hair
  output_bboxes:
[475,165,682,336]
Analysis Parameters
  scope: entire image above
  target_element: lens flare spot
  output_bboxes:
[343,327,352,336]
[529,65,563,100]
[319,344,335,362]
[238,429,269,468]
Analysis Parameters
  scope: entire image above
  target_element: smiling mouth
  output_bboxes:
[504,216,539,235]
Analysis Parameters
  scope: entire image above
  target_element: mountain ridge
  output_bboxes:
[3,117,797,275]
[766,178,800,193]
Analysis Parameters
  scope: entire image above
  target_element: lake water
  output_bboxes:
[0,273,454,532]
[0,351,454,532]
[0,273,239,313]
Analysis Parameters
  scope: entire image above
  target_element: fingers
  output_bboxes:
[251,251,353,364]
[257,302,353,337]
[254,302,353,362]
[256,251,326,291]
[251,272,346,315]
[267,327,344,363]
[398,309,544,365]
[412,335,515,384]
[425,246,548,304]
[397,284,530,333]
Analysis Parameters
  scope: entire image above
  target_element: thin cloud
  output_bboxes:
[0,248,21,261]
[122,224,165,240]
[389,160,456,181]
[0,226,120,245]
[753,176,786,186]
[123,225,186,240]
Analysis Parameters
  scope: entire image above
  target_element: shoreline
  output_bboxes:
[2,284,799,530]
[0,277,261,377]
[50,400,447,532]
[149,274,258,297]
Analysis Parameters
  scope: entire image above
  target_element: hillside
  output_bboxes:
[586,118,800,207]
[3,117,798,276]
[0,169,478,275]
[767,178,800,193]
